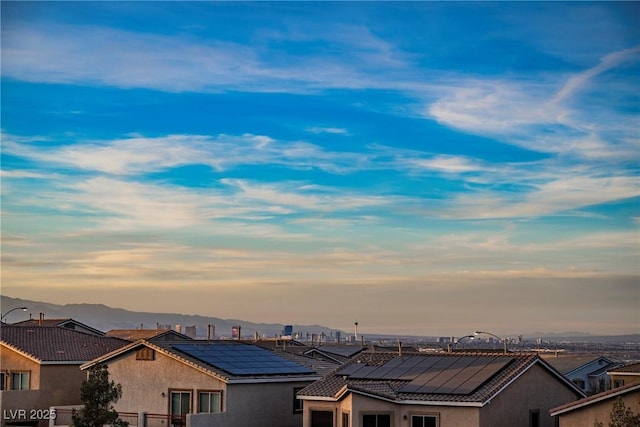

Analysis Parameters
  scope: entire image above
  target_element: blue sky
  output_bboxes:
[1,2,638,336]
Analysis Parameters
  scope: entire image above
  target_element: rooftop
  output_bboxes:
[0,325,128,363]
[607,361,640,375]
[298,351,583,405]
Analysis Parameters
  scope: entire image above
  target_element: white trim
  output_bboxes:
[607,372,640,376]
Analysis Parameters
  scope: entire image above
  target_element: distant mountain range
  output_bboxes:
[2,295,637,343]
[0,295,341,339]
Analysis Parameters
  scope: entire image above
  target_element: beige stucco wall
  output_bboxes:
[480,363,582,427]
[557,389,640,427]
[1,346,85,427]
[104,347,227,415]
[610,373,640,387]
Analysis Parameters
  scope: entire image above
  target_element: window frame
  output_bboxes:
[168,388,192,424]
[410,413,439,427]
[10,371,30,390]
[310,409,335,427]
[361,412,392,427]
[197,389,223,413]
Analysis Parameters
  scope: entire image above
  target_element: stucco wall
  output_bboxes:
[557,390,640,427]
[104,347,227,415]
[480,363,582,427]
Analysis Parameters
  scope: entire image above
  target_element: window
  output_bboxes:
[198,391,221,413]
[362,414,391,427]
[170,390,191,426]
[614,379,625,388]
[136,347,155,360]
[311,410,334,427]
[11,372,30,390]
[342,412,350,427]
[293,387,304,413]
[529,409,540,427]
[0,372,5,391]
[572,378,585,389]
[412,415,437,427]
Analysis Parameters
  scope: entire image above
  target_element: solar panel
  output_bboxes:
[453,357,512,395]
[398,356,513,395]
[173,343,314,376]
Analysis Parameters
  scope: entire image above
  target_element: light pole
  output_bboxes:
[449,335,475,353]
[474,330,507,354]
[1,306,28,323]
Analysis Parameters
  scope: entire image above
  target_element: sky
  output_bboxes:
[1,2,639,337]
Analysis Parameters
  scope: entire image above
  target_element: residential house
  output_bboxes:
[82,339,324,427]
[607,362,640,388]
[0,325,128,427]
[297,351,585,427]
[550,382,640,427]
[543,355,621,395]
[12,316,105,336]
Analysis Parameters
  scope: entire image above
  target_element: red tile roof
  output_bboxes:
[1,325,128,363]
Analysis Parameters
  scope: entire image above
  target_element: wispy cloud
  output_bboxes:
[1,23,410,93]
[552,45,640,103]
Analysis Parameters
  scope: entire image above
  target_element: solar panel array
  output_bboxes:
[173,343,314,376]
[337,355,512,395]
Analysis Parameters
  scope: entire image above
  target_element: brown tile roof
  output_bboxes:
[607,361,640,374]
[1,325,128,363]
[13,318,74,327]
[550,381,640,416]
[298,351,584,405]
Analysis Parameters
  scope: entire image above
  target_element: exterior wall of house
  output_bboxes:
[610,373,640,388]
[103,348,228,415]
[557,389,640,427]
[1,347,84,427]
[188,381,311,427]
[479,363,582,427]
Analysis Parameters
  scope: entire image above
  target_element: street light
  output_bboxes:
[449,335,475,353]
[474,330,507,354]
[1,307,28,322]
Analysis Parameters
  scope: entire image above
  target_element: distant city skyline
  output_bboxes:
[1,2,638,336]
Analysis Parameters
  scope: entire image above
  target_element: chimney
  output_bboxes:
[39,313,44,326]
[354,321,359,342]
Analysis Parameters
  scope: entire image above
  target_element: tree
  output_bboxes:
[72,364,128,427]
[594,397,640,427]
